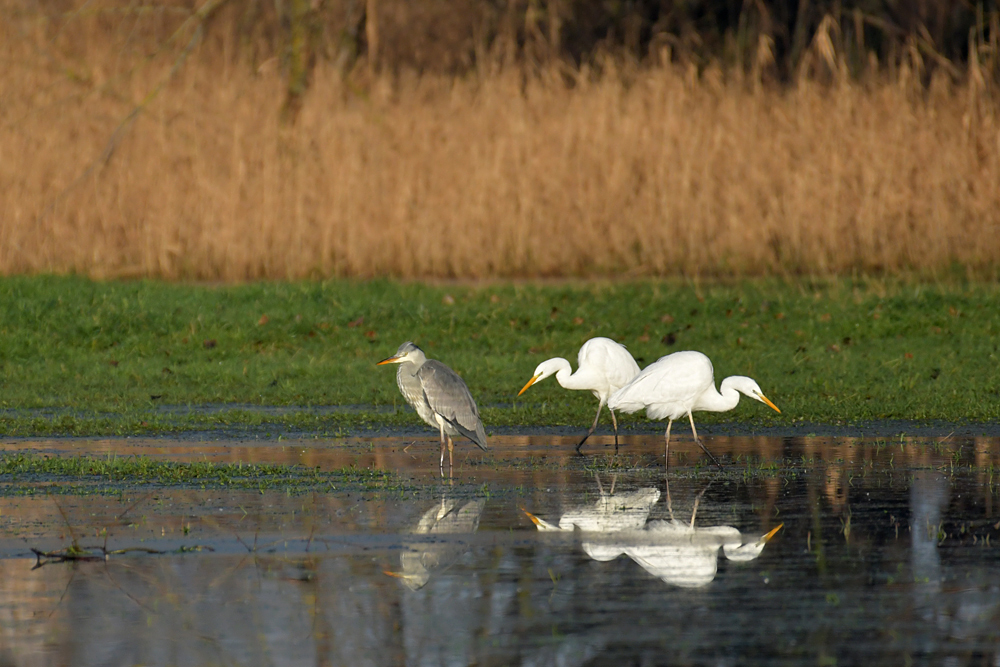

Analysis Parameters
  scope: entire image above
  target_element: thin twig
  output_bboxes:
[31,543,216,568]
[38,0,232,219]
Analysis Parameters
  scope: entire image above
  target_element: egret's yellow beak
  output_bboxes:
[517,374,541,396]
[521,507,543,526]
[520,506,560,531]
[376,355,401,366]
[759,393,781,414]
[759,523,784,544]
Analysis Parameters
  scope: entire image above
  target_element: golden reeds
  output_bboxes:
[1,11,998,280]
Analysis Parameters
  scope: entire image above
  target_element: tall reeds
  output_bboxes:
[1,3,998,280]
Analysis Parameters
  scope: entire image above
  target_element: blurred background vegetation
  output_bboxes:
[9,1,999,114]
[2,1,998,280]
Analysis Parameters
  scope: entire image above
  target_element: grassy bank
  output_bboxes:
[0,276,998,436]
[0,452,406,495]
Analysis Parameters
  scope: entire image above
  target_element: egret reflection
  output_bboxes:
[385,495,486,590]
[625,519,782,588]
[524,476,782,588]
[523,474,659,561]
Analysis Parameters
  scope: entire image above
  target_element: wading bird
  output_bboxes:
[608,350,780,468]
[517,337,640,453]
[377,342,488,475]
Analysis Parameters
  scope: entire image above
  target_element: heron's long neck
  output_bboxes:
[696,378,742,413]
[398,358,425,377]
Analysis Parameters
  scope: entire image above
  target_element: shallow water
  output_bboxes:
[0,433,999,666]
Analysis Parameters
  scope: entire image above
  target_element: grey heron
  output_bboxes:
[377,342,488,474]
[517,337,640,453]
[608,350,780,468]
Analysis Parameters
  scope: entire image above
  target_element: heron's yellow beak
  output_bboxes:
[759,523,784,544]
[517,374,541,396]
[376,355,401,366]
[759,393,781,414]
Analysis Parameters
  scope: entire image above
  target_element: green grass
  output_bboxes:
[0,452,407,495]
[0,275,998,435]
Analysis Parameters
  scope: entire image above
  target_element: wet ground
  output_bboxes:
[0,433,998,666]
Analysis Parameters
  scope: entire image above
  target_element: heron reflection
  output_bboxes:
[523,476,782,588]
[385,495,486,590]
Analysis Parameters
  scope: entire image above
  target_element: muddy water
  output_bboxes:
[0,434,998,666]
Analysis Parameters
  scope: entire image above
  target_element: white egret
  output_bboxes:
[517,337,640,453]
[378,342,488,475]
[608,350,780,468]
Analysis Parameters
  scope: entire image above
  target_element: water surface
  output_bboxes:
[0,433,998,666]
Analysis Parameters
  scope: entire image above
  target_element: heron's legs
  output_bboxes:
[576,402,605,454]
[688,412,723,470]
[447,436,454,470]
[438,424,447,477]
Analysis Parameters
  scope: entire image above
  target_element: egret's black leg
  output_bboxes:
[688,412,723,470]
[610,409,620,453]
[576,403,604,454]
[665,420,673,471]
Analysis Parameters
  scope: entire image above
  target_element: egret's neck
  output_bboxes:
[696,378,742,413]
[549,358,590,391]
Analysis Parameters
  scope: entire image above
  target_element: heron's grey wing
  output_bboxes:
[418,360,488,450]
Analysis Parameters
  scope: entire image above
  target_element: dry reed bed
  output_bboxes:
[2,33,999,279]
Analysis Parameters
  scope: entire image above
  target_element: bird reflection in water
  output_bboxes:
[523,475,782,588]
[625,480,783,588]
[523,474,659,562]
[385,495,486,590]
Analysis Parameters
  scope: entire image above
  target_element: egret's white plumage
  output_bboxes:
[608,350,780,467]
[378,342,487,475]
[518,337,640,452]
